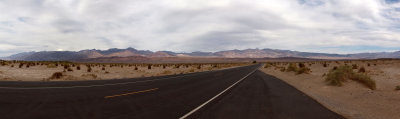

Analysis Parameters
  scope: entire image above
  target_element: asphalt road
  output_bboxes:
[0,64,345,119]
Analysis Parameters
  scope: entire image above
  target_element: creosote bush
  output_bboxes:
[325,65,376,90]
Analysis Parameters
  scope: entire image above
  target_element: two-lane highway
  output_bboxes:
[0,64,345,119]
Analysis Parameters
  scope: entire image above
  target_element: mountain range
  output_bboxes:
[1,47,400,62]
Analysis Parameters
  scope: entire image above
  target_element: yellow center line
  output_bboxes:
[104,88,159,99]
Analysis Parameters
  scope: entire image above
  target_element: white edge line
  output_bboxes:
[179,65,261,119]
[0,64,256,90]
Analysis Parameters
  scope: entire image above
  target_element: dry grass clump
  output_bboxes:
[325,65,376,90]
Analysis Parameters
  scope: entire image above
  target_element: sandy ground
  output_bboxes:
[260,60,400,119]
[0,63,247,81]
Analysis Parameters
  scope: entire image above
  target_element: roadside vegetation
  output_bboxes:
[0,60,250,81]
[325,65,376,90]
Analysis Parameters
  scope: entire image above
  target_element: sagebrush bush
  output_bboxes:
[325,65,376,90]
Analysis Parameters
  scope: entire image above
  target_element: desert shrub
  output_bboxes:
[286,63,298,72]
[134,66,138,70]
[352,64,358,69]
[252,60,257,63]
[105,71,110,74]
[332,66,338,70]
[297,67,311,74]
[325,65,376,90]
[298,63,306,68]
[19,63,23,68]
[358,67,366,73]
[49,72,63,79]
[86,65,92,72]
[395,86,400,91]
[76,66,81,70]
[67,67,73,72]
[47,64,57,68]
[102,67,105,70]
[323,63,328,67]
[189,68,195,72]
[350,73,376,90]
[367,63,371,67]
[64,65,69,69]
[26,64,30,68]
[148,64,152,69]
[163,65,166,69]
[325,66,354,86]
[10,65,14,67]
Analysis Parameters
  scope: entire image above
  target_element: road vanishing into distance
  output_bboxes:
[0,64,345,119]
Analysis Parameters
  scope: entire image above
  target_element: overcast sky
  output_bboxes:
[0,0,400,56]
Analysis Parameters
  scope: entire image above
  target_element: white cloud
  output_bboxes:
[0,0,399,56]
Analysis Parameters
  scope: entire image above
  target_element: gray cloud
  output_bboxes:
[0,0,400,56]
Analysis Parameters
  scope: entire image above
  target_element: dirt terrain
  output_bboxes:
[0,62,248,81]
[260,60,400,119]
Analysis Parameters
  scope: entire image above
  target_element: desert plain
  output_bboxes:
[261,59,400,119]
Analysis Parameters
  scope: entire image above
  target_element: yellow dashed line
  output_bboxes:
[104,88,159,99]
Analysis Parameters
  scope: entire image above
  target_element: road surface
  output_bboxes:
[0,64,345,119]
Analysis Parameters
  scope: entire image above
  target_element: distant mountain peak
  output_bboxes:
[2,47,400,61]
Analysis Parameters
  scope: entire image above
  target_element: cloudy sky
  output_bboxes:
[0,0,400,56]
